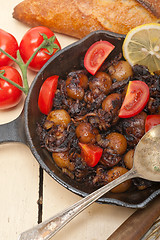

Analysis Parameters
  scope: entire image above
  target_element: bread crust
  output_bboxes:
[13,0,159,39]
[136,0,160,18]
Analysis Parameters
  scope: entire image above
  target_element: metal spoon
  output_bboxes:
[18,124,160,240]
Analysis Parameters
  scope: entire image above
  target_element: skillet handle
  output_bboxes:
[0,111,27,145]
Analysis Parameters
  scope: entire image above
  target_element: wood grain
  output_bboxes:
[0,143,39,239]
[108,196,160,240]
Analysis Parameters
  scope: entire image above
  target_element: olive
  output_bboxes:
[108,60,133,81]
[45,109,71,128]
[66,72,88,100]
[107,166,131,193]
[124,149,134,169]
[106,132,127,155]
[102,93,122,113]
[76,122,98,144]
[89,71,112,95]
[52,152,74,171]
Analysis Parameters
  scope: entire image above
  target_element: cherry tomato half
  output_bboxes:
[79,142,103,167]
[0,66,23,109]
[38,75,59,115]
[19,26,61,71]
[84,40,115,75]
[0,29,18,66]
[145,115,160,132]
[119,81,149,118]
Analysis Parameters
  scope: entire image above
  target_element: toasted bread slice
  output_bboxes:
[13,0,159,39]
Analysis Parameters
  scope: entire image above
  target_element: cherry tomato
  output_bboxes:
[119,80,149,118]
[84,40,115,75]
[38,75,59,115]
[19,26,61,71]
[0,29,18,66]
[0,66,23,109]
[145,115,160,132]
[79,142,103,167]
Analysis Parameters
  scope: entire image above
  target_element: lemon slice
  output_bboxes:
[122,23,160,73]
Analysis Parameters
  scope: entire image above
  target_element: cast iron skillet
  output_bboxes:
[1,30,160,208]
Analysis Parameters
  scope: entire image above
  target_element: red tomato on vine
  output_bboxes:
[19,26,61,71]
[0,66,23,109]
[0,29,18,67]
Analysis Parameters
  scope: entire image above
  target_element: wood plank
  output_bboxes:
[42,172,135,240]
[0,143,39,240]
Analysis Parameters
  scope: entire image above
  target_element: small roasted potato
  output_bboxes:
[66,84,84,100]
[106,132,127,155]
[66,71,88,89]
[107,166,131,193]
[124,149,134,169]
[147,97,160,114]
[89,71,112,95]
[133,178,151,191]
[155,70,160,75]
[52,152,74,171]
[121,111,147,147]
[108,60,133,81]
[102,93,122,113]
[66,71,88,100]
[45,109,71,128]
[76,122,98,144]
[137,185,148,191]
[100,149,121,167]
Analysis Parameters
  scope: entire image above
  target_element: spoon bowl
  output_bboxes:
[133,124,160,182]
[19,124,160,240]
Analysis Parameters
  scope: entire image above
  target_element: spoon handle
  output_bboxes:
[18,168,137,240]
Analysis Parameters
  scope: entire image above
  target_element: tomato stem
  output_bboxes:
[16,50,29,95]
[0,48,29,94]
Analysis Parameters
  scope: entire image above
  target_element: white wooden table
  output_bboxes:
[0,1,139,239]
